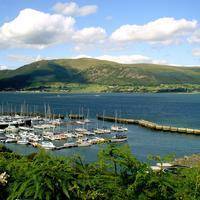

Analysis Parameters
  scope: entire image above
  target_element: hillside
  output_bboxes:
[0,58,199,92]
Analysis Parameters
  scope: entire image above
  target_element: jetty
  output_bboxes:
[68,114,84,119]
[97,115,200,135]
[97,115,138,124]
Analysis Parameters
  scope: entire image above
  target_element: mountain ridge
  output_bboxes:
[0,58,199,92]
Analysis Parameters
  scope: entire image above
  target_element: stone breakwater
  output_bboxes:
[97,116,200,135]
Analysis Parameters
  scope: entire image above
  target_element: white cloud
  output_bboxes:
[110,17,197,45]
[0,65,8,70]
[5,53,199,67]
[188,29,200,43]
[0,8,105,51]
[73,27,106,43]
[53,2,97,17]
[0,8,75,49]
[72,27,107,51]
[96,55,167,64]
[6,54,54,63]
[72,54,167,65]
[73,55,200,66]
[192,49,200,57]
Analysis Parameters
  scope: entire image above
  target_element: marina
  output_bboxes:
[0,92,199,162]
[0,109,199,152]
[0,110,129,151]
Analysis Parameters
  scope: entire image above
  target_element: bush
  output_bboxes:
[0,144,199,200]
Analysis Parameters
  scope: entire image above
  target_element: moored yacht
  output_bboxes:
[76,120,86,125]
[0,129,5,134]
[64,142,77,148]
[17,138,29,145]
[5,125,18,133]
[41,141,55,150]
[111,125,128,132]
[77,137,92,147]
[89,137,105,144]
[5,133,18,139]
[110,133,128,143]
[75,128,87,133]
[94,128,111,134]
[5,138,17,143]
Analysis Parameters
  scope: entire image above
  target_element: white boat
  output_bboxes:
[19,131,29,138]
[5,133,17,139]
[111,126,128,132]
[103,129,111,133]
[5,138,17,143]
[94,128,111,134]
[17,138,29,145]
[33,124,55,130]
[19,126,34,131]
[41,141,55,150]
[28,135,41,142]
[5,125,18,133]
[83,131,95,136]
[75,128,87,133]
[51,119,62,126]
[111,111,128,132]
[76,120,85,125]
[84,109,91,123]
[43,131,54,136]
[78,141,92,147]
[64,142,77,148]
[84,119,91,123]
[64,132,74,138]
[77,137,92,147]
[89,137,105,144]
[75,133,84,138]
[110,137,127,143]
[0,129,5,133]
[110,134,128,143]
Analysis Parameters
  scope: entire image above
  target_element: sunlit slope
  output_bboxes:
[0,58,199,89]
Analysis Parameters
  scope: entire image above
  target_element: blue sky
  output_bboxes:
[0,0,200,69]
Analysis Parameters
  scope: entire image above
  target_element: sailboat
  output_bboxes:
[84,109,91,123]
[111,111,128,132]
[94,111,111,134]
[76,107,86,125]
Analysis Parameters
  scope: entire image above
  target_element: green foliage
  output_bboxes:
[0,144,200,199]
[175,166,200,200]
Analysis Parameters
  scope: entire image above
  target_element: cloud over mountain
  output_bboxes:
[0,65,8,70]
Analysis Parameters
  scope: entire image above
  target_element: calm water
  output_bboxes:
[0,92,200,162]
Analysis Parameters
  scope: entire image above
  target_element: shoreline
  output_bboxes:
[0,90,199,95]
[174,153,200,167]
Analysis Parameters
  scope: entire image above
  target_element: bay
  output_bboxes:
[0,92,200,162]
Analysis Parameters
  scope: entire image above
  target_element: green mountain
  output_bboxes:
[0,58,199,92]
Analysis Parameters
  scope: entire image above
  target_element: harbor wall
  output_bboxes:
[97,115,200,135]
